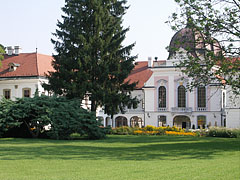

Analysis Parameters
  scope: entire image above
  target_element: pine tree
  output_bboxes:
[45,0,138,115]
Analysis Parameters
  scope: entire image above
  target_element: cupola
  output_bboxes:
[168,27,221,60]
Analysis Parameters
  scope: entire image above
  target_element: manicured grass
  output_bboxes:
[0,135,239,180]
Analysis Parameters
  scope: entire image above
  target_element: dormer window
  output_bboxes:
[8,63,20,72]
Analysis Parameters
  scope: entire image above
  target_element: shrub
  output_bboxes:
[111,126,137,135]
[1,95,107,140]
[207,127,240,138]
[46,97,106,140]
[0,98,22,137]
[144,125,155,131]
[69,133,82,140]
[7,96,52,138]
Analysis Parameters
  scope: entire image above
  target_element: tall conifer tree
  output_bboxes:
[45,0,138,116]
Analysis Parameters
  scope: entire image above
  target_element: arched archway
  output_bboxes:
[115,116,128,127]
[130,116,143,128]
[173,115,191,129]
[105,117,111,127]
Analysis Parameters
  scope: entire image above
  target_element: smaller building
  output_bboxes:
[0,46,54,99]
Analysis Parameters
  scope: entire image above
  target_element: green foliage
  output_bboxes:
[1,95,106,139]
[69,133,83,140]
[111,126,137,135]
[6,96,52,138]
[45,0,138,115]
[110,126,184,135]
[0,98,21,137]
[207,127,240,138]
[0,44,5,66]
[168,0,240,95]
[44,96,106,140]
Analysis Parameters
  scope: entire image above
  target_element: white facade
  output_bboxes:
[224,86,240,128]
[0,77,49,100]
[98,56,227,129]
[98,27,240,129]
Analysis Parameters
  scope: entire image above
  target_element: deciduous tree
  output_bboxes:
[168,0,240,95]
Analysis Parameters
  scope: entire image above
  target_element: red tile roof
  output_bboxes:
[0,54,152,89]
[125,61,153,89]
[0,53,54,78]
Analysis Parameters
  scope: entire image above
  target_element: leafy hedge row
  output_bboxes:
[110,125,240,138]
[0,96,107,140]
[207,127,240,138]
[110,125,184,135]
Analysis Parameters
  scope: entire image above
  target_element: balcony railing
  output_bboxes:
[197,107,207,111]
[158,108,168,111]
[171,107,193,113]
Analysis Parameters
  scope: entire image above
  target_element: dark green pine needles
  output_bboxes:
[44,0,138,116]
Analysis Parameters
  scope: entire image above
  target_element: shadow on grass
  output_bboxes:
[0,136,239,161]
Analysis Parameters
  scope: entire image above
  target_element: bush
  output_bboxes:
[0,98,22,137]
[110,126,137,135]
[207,127,240,138]
[1,95,107,140]
[45,97,106,140]
[111,126,185,136]
[69,133,82,140]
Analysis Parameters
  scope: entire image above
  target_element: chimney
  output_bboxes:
[14,46,21,55]
[148,57,153,68]
[7,46,14,56]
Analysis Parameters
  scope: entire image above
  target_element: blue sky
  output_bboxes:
[0,0,178,61]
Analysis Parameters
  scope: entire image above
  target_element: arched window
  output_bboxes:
[115,116,128,127]
[197,116,206,129]
[158,116,166,127]
[158,86,166,108]
[198,87,206,107]
[130,116,143,128]
[178,85,186,107]
[105,117,111,127]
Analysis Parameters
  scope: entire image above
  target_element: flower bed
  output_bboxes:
[165,131,196,136]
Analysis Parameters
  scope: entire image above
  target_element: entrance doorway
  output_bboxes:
[173,116,191,129]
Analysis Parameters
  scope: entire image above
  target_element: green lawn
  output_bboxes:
[0,135,239,180]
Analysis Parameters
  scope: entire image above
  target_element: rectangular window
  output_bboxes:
[158,116,167,127]
[3,89,11,99]
[198,87,206,107]
[197,116,206,129]
[23,88,31,98]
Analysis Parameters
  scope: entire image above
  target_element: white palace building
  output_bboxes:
[0,27,239,129]
[97,27,240,129]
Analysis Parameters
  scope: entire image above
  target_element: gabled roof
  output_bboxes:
[125,61,153,89]
[0,53,54,78]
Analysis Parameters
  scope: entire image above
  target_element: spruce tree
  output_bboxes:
[45,0,138,115]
